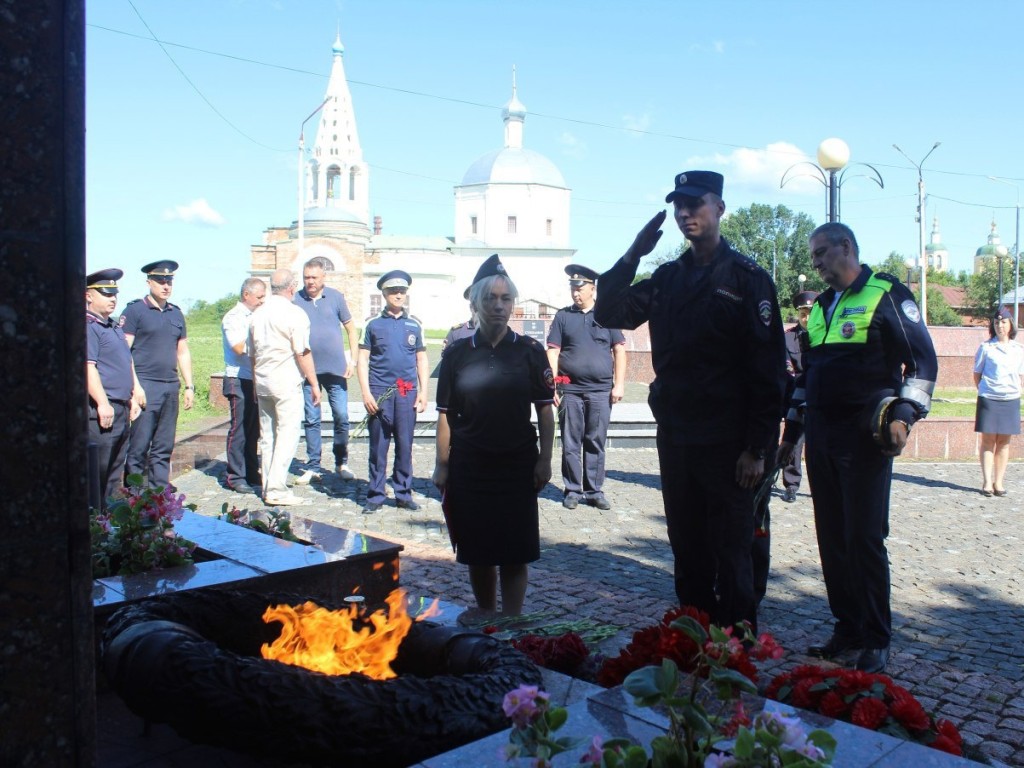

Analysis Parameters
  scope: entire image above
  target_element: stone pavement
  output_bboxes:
[172,446,1024,766]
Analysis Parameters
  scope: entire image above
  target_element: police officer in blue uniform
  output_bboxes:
[86,268,141,508]
[779,222,938,674]
[547,264,625,510]
[357,270,429,513]
[122,260,195,488]
[594,170,787,632]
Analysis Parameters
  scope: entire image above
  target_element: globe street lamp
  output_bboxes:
[892,142,941,326]
[781,138,884,223]
[988,176,1021,322]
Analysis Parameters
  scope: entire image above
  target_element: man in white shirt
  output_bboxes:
[221,277,266,494]
[249,269,320,506]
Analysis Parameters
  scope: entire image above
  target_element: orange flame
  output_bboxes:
[260,588,439,679]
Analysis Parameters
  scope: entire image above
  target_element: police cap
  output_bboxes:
[87,268,123,296]
[665,170,724,204]
[994,305,1013,321]
[377,270,412,291]
[793,290,819,309]
[564,263,599,287]
[471,253,507,285]
[462,285,471,300]
[142,260,179,277]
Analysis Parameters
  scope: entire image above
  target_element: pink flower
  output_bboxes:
[502,685,549,728]
[578,735,603,765]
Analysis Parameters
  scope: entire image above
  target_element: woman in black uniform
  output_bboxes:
[432,254,555,619]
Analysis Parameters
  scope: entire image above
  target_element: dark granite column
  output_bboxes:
[0,1,93,765]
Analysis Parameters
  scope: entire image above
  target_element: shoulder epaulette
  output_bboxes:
[450,322,464,331]
[874,272,899,284]
[408,315,423,326]
[125,298,142,307]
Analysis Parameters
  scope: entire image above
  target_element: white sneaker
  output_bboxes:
[336,464,355,480]
[291,469,321,486]
[263,493,308,507]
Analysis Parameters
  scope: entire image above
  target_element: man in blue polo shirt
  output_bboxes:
[547,264,626,511]
[86,268,142,508]
[122,260,194,489]
[294,257,360,483]
[357,270,428,514]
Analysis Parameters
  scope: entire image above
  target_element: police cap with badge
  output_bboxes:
[142,260,178,282]
[665,170,724,203]
[377,270,412,291]
[793,290,818,309]
[471,253,508,285]
[565,264,599,288]
[87,268,123,296]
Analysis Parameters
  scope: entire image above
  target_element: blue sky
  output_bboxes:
[87,0,1024,310]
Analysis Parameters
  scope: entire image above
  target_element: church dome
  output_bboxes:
[461,147,566,188]
[976,220,1009,259]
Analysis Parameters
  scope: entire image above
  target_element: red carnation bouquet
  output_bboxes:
[766,665,963,756]
[511,632,591,677]
[596,605,782,689]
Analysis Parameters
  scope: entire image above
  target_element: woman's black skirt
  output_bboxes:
[447,441,540,566]
[975,396,1022,435]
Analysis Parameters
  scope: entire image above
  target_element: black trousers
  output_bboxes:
[223,376,260,488]
[656,432,756,631]
[782,433,805,490]
[88,401,130,510]
[559,389,611,497]
[805,411,893,648]
[126,380,179,488]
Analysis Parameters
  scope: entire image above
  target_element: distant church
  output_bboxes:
[249,34,576,328]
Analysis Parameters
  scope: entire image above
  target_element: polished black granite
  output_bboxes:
[93,511,404,617]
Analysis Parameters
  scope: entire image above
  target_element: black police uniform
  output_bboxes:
[595,237,787,630]
[122,294,187,488]
[547,304,624,503]
[86,271,135,508]
[783,266,937,652]
[781,322,809,491]
[437,329,554,564]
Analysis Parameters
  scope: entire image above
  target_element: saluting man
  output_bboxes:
[122,260,194,489]
[546,264,626,510]
[86,268,142,508]
[357,270,429,514]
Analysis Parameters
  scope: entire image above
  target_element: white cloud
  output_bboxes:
[689,40,726,55]
[622,112,651,137]
[558,131,587,160]
[161,198,226,227]
[686,142,822,196]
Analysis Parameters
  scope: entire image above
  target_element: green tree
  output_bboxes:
[186,293,238,325]
[871,251,913,283]
[719,203,820,305]
[966,262,1001,317]
[924,286,962,326]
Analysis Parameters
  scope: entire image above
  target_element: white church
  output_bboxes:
[249,34,576,329]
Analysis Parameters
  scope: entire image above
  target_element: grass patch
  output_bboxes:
[177,315,229,433]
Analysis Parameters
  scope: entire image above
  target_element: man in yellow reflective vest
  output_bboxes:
[779,222,938,674]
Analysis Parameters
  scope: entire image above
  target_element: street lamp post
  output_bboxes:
[781,138,884,223]
[988,176,1021,322]
[893,142,941,326]
[297,97,331,258]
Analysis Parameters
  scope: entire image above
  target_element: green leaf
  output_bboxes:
[709,666,757,695]
[733,725,755,757]
[624,665,667,705]
[808,729,837,758]
[546,706,568,730]
[668,616,709,646]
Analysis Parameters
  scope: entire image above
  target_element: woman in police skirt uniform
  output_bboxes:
[974,306,1024,496]
[432,254,555,620]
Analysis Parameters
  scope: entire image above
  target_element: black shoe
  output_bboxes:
[562,493,580,510]
[362,502,382,515]
[783,487,797,503]
[807,635,861,659]
[589,493,611,510]
[229,481,255,495]
[396,499,420,511]
[855,647,890,673]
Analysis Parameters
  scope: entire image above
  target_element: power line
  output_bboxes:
[122,3,290,152]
